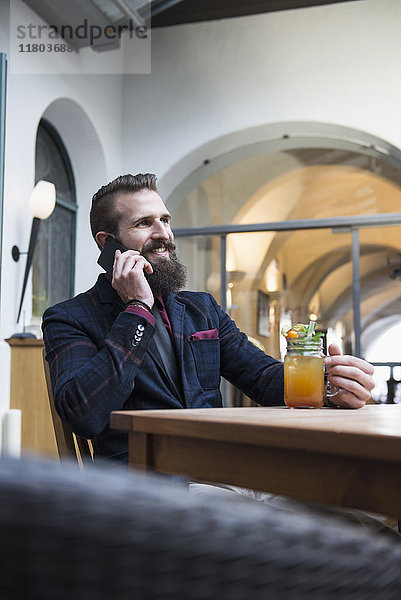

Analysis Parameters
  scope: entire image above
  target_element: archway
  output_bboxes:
[164,122,401,378]
[161,120,401,208]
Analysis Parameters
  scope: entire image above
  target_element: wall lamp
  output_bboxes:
[12,180,56,323]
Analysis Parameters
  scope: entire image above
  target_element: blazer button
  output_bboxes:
[132,323,145,346]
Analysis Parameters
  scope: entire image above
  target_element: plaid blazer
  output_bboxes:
[42,275,284,462]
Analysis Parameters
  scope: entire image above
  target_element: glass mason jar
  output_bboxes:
[284,337,324,408]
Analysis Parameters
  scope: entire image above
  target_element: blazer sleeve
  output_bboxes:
[208,295,285,406]
[42,304,155,438]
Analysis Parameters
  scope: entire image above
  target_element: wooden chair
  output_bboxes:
[42,348,93,466]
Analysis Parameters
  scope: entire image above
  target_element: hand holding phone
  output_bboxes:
[97,236,127,275]
[97,236,154,307]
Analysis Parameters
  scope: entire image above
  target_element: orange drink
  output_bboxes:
[282,322,325,409]
[284,353,324,408]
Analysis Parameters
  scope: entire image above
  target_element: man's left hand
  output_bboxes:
[324,343,375,408]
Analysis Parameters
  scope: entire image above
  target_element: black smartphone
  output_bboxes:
[97,236,127,275]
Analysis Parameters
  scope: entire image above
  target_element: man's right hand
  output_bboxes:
[112,249,154,308]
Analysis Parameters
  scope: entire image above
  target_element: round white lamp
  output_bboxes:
[29,180,56,219]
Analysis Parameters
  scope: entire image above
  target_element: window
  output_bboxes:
[32,119,76,317]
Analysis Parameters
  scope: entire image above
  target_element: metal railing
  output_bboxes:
[370,362,401,404]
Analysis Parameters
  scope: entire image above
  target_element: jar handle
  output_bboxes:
[324,367,339,398]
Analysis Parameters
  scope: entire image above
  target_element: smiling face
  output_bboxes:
[94,186,187,295]
[113,189,174,261]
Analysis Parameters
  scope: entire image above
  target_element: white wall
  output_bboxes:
[120,0,401,200]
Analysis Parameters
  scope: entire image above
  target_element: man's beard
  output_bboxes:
[142,239,187,297]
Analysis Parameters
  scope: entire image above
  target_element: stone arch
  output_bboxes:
[161,120,401,211]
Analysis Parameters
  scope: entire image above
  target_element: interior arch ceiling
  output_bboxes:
[276,238,401,328]
[289,245,398,309]
[196,148,401,232]
[238,160,401,227]
[227,161,401,280]
[321,263,400,323]
[259,219,401,295]
[334,287,401,341]
[187,147,401,335]
[361,290,401,332]
[211,153,401,335]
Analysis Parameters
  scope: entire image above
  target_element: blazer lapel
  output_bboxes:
[164,292,186,382]
[146,338,165,370]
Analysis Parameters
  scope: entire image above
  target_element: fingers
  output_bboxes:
[330,390,366,409]
[113,249,153,278]
[111,249,154,306]
[325,343,375,408]
[326,353,374,376]
[326,344,374,375]
[327,371,374,407]
[327,364,375,390]
[327,342,341,356]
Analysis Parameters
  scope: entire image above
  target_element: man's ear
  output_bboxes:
[95,231,109,249]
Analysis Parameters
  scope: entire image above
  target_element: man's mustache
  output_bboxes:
[142,239,176,255]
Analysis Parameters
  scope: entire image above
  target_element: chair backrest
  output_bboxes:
[42,348,93,466]
[1,456,401,600]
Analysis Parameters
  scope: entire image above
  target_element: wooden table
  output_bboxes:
[110,404,401,518]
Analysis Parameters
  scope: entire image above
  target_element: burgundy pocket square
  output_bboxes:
[190,329,218,340]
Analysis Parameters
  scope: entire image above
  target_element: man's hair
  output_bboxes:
[90,173,158,245]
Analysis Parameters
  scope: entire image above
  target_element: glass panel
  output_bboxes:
[393,366,401,380]
[177,224,401,405]
[32,204,74,315]
[359,226,401,335]
[35,120,75,206]
[223,228,353,406]
[177,149,401,228]
[370,366,390,404]
[176,223,401,405]
[175,236,222,305]
[227,229,353,362]
[361,226,401,403]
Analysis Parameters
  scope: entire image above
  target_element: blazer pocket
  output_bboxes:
[190,328,218,341]
[190,338,220,389]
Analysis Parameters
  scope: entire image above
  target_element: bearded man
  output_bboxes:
[42,173,374,469]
